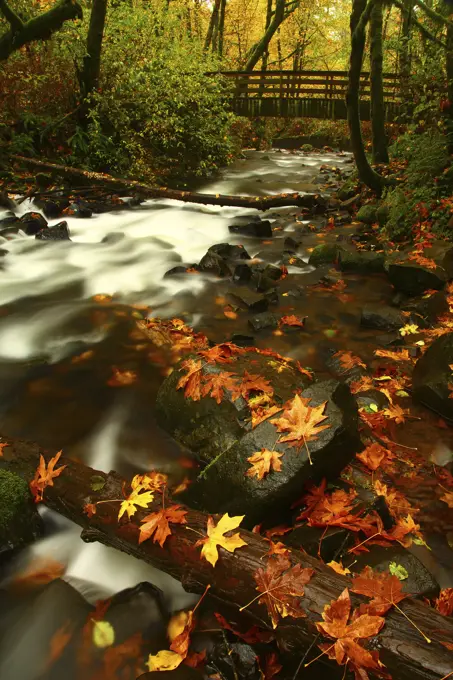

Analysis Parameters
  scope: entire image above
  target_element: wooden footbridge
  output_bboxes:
[207,70,404,120]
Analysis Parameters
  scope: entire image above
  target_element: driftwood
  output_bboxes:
[1,433,453,680]
[11,155,326,212]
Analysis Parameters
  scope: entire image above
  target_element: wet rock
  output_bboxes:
[282,523,354,562]
[35,221,71,241]
[284,236,303,251]
[0,214,20,237]
[102,231,125,245]
[227,288,269,314]
[337,177,359,201]
[19,212,47,235]
[340,194,361,211]
[333,211,351,226]
[264,289,279,306]
[198,252,232,277]
[412,332,453,421]
[325,349,368,385]
[233,263,253,283]
[360,305,406,331]
[385,241,453,296]
[375,332,405,347]
[281,253,306,268]
[71,201,93,218]
[35,197,70,219]
[164,265,191,278]
[248,311,278,331]
[355,388,390,411]
[228,220,272,238]
[179,379,360,524]
[301,143,314,152]
[402,291,449,323]
[376,203,390,227]
[351,545,440,598]
[230,333,255,347]
[338,248,385,274]
[208,243,251,262]
[308,243,338,267]
[356,203,378,224]
[35,172,52,188]
[0,191,16,211]
[106,582,167,642]
[0,469,43,560]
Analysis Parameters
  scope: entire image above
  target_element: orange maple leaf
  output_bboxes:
[441,491,453,508]
[251,404,282,429]
[30,451,67,503]
[374,481,418,519]
[333,350,366,372]
[271,394,330,462]
[214,613,273,644]
[231,371,274,402]
[0,442,8,457]
[408,252,437,270]
[279,315,305,328]
[374,348,412,362]
[201,371,239,404]
[198,343,244,364]
[107,367,137,387]
[356,443,391,471]
[168,609,195,658]
[304,488,375,534]
[350,376,375,394]
[246,449,283,480]
[139,505,188,547]
[177,359,203,400]
[315,589,385,678]
[253,555,314,628]
[382,404,409,424]
[351,566,407,616]
[435,588,453,616]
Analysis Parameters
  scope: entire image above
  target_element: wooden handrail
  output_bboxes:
[205,69,401,79]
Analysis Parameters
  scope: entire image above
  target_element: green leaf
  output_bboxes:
[90,475,106,492]
[92,620,115,648]
[389,562,409,580]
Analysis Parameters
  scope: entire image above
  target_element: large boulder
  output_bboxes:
[308,243,338,267]
[356,203,378,225]
[0,469,43,559]
[156,348,359,524]
[338,248,385,274]
[385,241,453,296]
[412,332,453,421]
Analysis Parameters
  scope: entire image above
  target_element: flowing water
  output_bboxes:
[0,149,452,679]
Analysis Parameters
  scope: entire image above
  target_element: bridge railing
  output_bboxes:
[206,70,402,101]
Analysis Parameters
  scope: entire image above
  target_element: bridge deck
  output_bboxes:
[206,70,405,120]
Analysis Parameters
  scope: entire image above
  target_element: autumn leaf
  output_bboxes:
[177,358,203,400]
[356,443,390,471]
[253,555,314,628]
[198,343,243,364]
[435,588,453,616]
[271,394,330,462]
[107,367,137,387]
[399,323,419,337]
[373,480,416,520]
[333,350,366,372]
[327,560,351,576]
[44,622,73,671]
[201,371,239,404]
[262,652,282,680]
[351,566,407,615]
[0,442,7,457]
[118,475,155,521]
[279,315,305,328]
[350,375,375,394]
[382,403,409,424]
[441,491,453,508]
[214,613,273,644]
[251,404,282,429]
[374,348,412,362]
[139,505,188,547]
[168,609,195,658]
[30,451,67,503]
[146,649,184,672]
[12,557,65,589]
[231,371,274,402]
[246,449,283,480]
[84,503,97,518]
[315,588,385,677]
[197,514,247,567]
[267,540,290,557]
[408,252,437,270]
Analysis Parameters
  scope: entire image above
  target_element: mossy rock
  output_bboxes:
[413,332,453,421]
[338,248,385,274]
[337,177,359,202]
[301,143,314,152]
[385,240,453,296]
[356,204,378,225]
[308,243,338,267]
[0,469,43,559]
[376,204,390,227]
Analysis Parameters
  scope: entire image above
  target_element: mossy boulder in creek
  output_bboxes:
[308,243,338,267]
[0,469,43,559]
[385,240,453,296]
[412,332,453,421]
[180,380,360,525]
[337,248,385,274]
[356,204,378,225]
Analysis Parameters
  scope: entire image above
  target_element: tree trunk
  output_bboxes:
[346,0,385,194]
[11,154,327,211]
[1,434,453,680]
[204,0,221,51]
[370,0,389,163]
[399,0,412,90]
[260,0,273,72]
[444,12,453,154]
[244,0,300,72]
[218,0,226,56]
[80,0,108,99]
[0,0,82,61]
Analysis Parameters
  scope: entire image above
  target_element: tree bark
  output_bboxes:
[217,0,226,56]
[369,0,389,163]
[244,0,300,72]
[204,0,221,51]
[399,0,412,91]
[0,0,82,61]
[11,155,326,211]
[1,434,453,680]
[346,0,385,194]
[79,0,108,99]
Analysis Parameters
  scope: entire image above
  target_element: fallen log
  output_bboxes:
[10,155,326,212]
[1,433,452,680]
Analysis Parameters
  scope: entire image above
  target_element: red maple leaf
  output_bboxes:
[201,371,239,404]
[351,566,408,616]
[177,359,203,400]
[231,371,274,402]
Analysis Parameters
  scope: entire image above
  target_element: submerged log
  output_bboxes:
[1,433,452,680]
[10,155,326,212]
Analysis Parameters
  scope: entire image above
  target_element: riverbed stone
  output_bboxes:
[356,203,378,224]
[19,212,48,235]
[228,220,272,238]
[178,379,360,524]
[308,243,338,267]
[338,248,385,274]
[198,252,232,277]
[385,241,453,296]
[412,332,453,421]
[35,221,71,241]
[402,291,449,323]
[360,304,406,331]
[248,311,278,331]
[36,197,70,219]
[227,288,269,313]
[208,243,251,262]
[0,469,43,560]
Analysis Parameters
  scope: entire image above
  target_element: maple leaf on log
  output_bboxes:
[351,566,408,615]
[251,404,282,429]
[436,588,453,616]
[246,449,284,480]
[441,491,453,508]
[196,514,247,567]
[139,505,188,547]
[253,555,314,628]
[315,588,386,679]
[303,488,375,534]
[30,451,66,503]
[271,394,330,458]
[177,359,203,400]
[333,350,366,372]
[118,475,156,521]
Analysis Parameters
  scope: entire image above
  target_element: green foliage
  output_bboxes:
[0,469,29,532]
[390,129,449,187]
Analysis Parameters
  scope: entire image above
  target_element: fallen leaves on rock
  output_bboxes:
[246,449,284,479]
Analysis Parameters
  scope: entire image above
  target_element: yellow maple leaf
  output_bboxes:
[271,394,330,463]
[246,449,283,480]
[399,323,419,337]
[118,474,155,520]
[327,560,351,575]
[146,649,184,672]
[197,514,247,567]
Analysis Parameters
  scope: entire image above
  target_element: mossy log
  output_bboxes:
[10,155,327,212]
[0,433,452,680]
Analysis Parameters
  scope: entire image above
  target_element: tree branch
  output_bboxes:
[413,0,453,28]
[393,0,447,46]
[0,0,82,61]
[0,0,24,32]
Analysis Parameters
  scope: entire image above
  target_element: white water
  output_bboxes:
[0,149,352,607]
